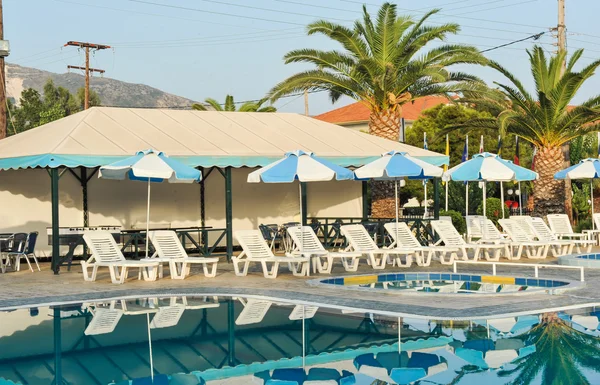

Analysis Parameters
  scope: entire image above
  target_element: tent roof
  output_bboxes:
[0,107,448,170]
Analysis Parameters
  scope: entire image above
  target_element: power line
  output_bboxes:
[454,0,538,16]
[479,31,545,53]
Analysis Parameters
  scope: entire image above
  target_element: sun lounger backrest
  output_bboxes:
[483,219,503,240]
[430,221,466,247]
[510,216,537,239]
[499,219,533,242]
[530,217,557,241]
[465,216,485,239]
[340,224,378,251]
[546,214,574,235]
[594,213,600,230]
[234,230,275,259]
[286,226,325,253]
[84,308,124,335]
[236,299,272,325]
[149,230,186,259]
[150,305,186,329]
[83,231,126,263]
[384,222,421,248]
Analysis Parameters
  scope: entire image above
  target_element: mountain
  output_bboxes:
[5,63,198,108]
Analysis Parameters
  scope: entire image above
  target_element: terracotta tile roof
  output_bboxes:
[314,96,453,124]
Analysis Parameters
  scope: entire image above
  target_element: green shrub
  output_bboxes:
[575,218,592,233]
[440,210,466,234]
[476,197,510,226]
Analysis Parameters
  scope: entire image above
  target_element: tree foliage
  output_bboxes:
[267,3,487,112]
[191,95,276,112]
[8,79,101,136]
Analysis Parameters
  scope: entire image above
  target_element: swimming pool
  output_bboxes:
[0,296,598,385]
[559,253,600,268]
[316,272,577,295]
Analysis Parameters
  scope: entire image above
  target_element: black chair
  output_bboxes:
[6,232,40,272]
[259,224,282,251]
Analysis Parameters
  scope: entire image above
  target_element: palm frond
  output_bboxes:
[203,98,223,111]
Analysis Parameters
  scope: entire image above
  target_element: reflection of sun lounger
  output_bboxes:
[119,298,159,315]
[288,305,319,320]
[235,298,272,325]
[150,304,186,329]
[571,315,599,331]
[176,296,220,310]
[84,306,123,336]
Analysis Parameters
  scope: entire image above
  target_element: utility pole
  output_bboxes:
[558,0,567,72]
[0,0,8,139]
[304,90,309,116]
[64,41,110,110]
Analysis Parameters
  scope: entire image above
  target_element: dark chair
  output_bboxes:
[259,224,282,251]
[6,232,40,272]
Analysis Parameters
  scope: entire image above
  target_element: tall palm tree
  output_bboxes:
[449,47,600,216]
[192,95,276,112]
[267,2,487,217]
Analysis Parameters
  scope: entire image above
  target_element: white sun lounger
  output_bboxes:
[498,219,549,258]
[465,215,486,243]
[430,220,505,261]
[150,304,186,329]
[546,214,595,253]
[384,222,457,265]
[341,224,414,269]
[286,226,362,273]
[149,230,219,279]
[233,230,309,278]
[84,306,124,336]
[531,217,584,254]
[510,216,573,256]
[583,213,600,245]
[82,231,160,284]
[235,298,272,325]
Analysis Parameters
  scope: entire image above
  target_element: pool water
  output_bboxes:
[0,296,598,385]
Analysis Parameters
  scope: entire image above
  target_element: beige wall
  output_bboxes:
[0,168,362,256]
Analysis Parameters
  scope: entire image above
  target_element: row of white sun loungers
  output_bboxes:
[80,214,591,282]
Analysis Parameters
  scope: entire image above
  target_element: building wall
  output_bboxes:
[0,168,362,256]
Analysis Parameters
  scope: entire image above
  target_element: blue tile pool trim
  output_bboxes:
[311,272,580,296]
[560,253,600,268]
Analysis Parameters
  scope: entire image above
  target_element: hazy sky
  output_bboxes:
[5,0,600,115]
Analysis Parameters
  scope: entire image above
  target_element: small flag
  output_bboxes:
[514,136,520,166]
[479,135,484,153]
[531,145,538,171]
[597,132,600,157]
[462,135,469,162]
[497,134,502,156]
[423,132,428,186]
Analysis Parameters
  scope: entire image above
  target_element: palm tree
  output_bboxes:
[192,95,276,112]
[267,2,487,217]
[497,312,600,384]
[448,47,600,216]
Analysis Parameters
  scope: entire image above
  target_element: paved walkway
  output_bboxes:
[0,256,598,319]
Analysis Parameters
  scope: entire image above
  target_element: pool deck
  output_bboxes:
[1,254,599,319]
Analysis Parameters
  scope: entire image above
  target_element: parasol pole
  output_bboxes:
[592,179,595,230]
[500,181,505,219]
[445,180,449,211]
[518,181,522,215]
[395,179,399,230]
[465,182,469,216]
[146,178,151,259]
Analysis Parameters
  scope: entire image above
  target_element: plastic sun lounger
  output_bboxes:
[511,216,573,256]
[465,215,486,243]
[430,220,505,262]
[530,217,581,255]
[149,230,219,279]
[498,219,549,259]
[82,231,160,284]
[235,298,272,325]
[286,226,363,273]
[233,230,310,278]
[341,224,414,269]
[384,222,458,266]
[475,219,517,260]
[546,214,595,253]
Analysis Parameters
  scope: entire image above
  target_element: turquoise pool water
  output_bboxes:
[0,297,598,385]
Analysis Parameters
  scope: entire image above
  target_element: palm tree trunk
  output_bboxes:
[533,146,568,216]
[369,108,401,218]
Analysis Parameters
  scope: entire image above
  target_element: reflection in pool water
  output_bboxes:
[0,297,598,385]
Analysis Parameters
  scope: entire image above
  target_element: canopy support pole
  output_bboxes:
[145,179,151,259]
[50,168,60,275]
[423,181,428,217]
[225,167,233,262]
[433,178,440,219]
[592,179,595,230]
[146,313,154,382]
[445,180,448,212]
[228,299,236,367]
[300,182,307,226]
[465,182,469,216]
[53,307,62,385]
[362,181,369,221]
[483,182,487,218]
[199,167,205,229]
